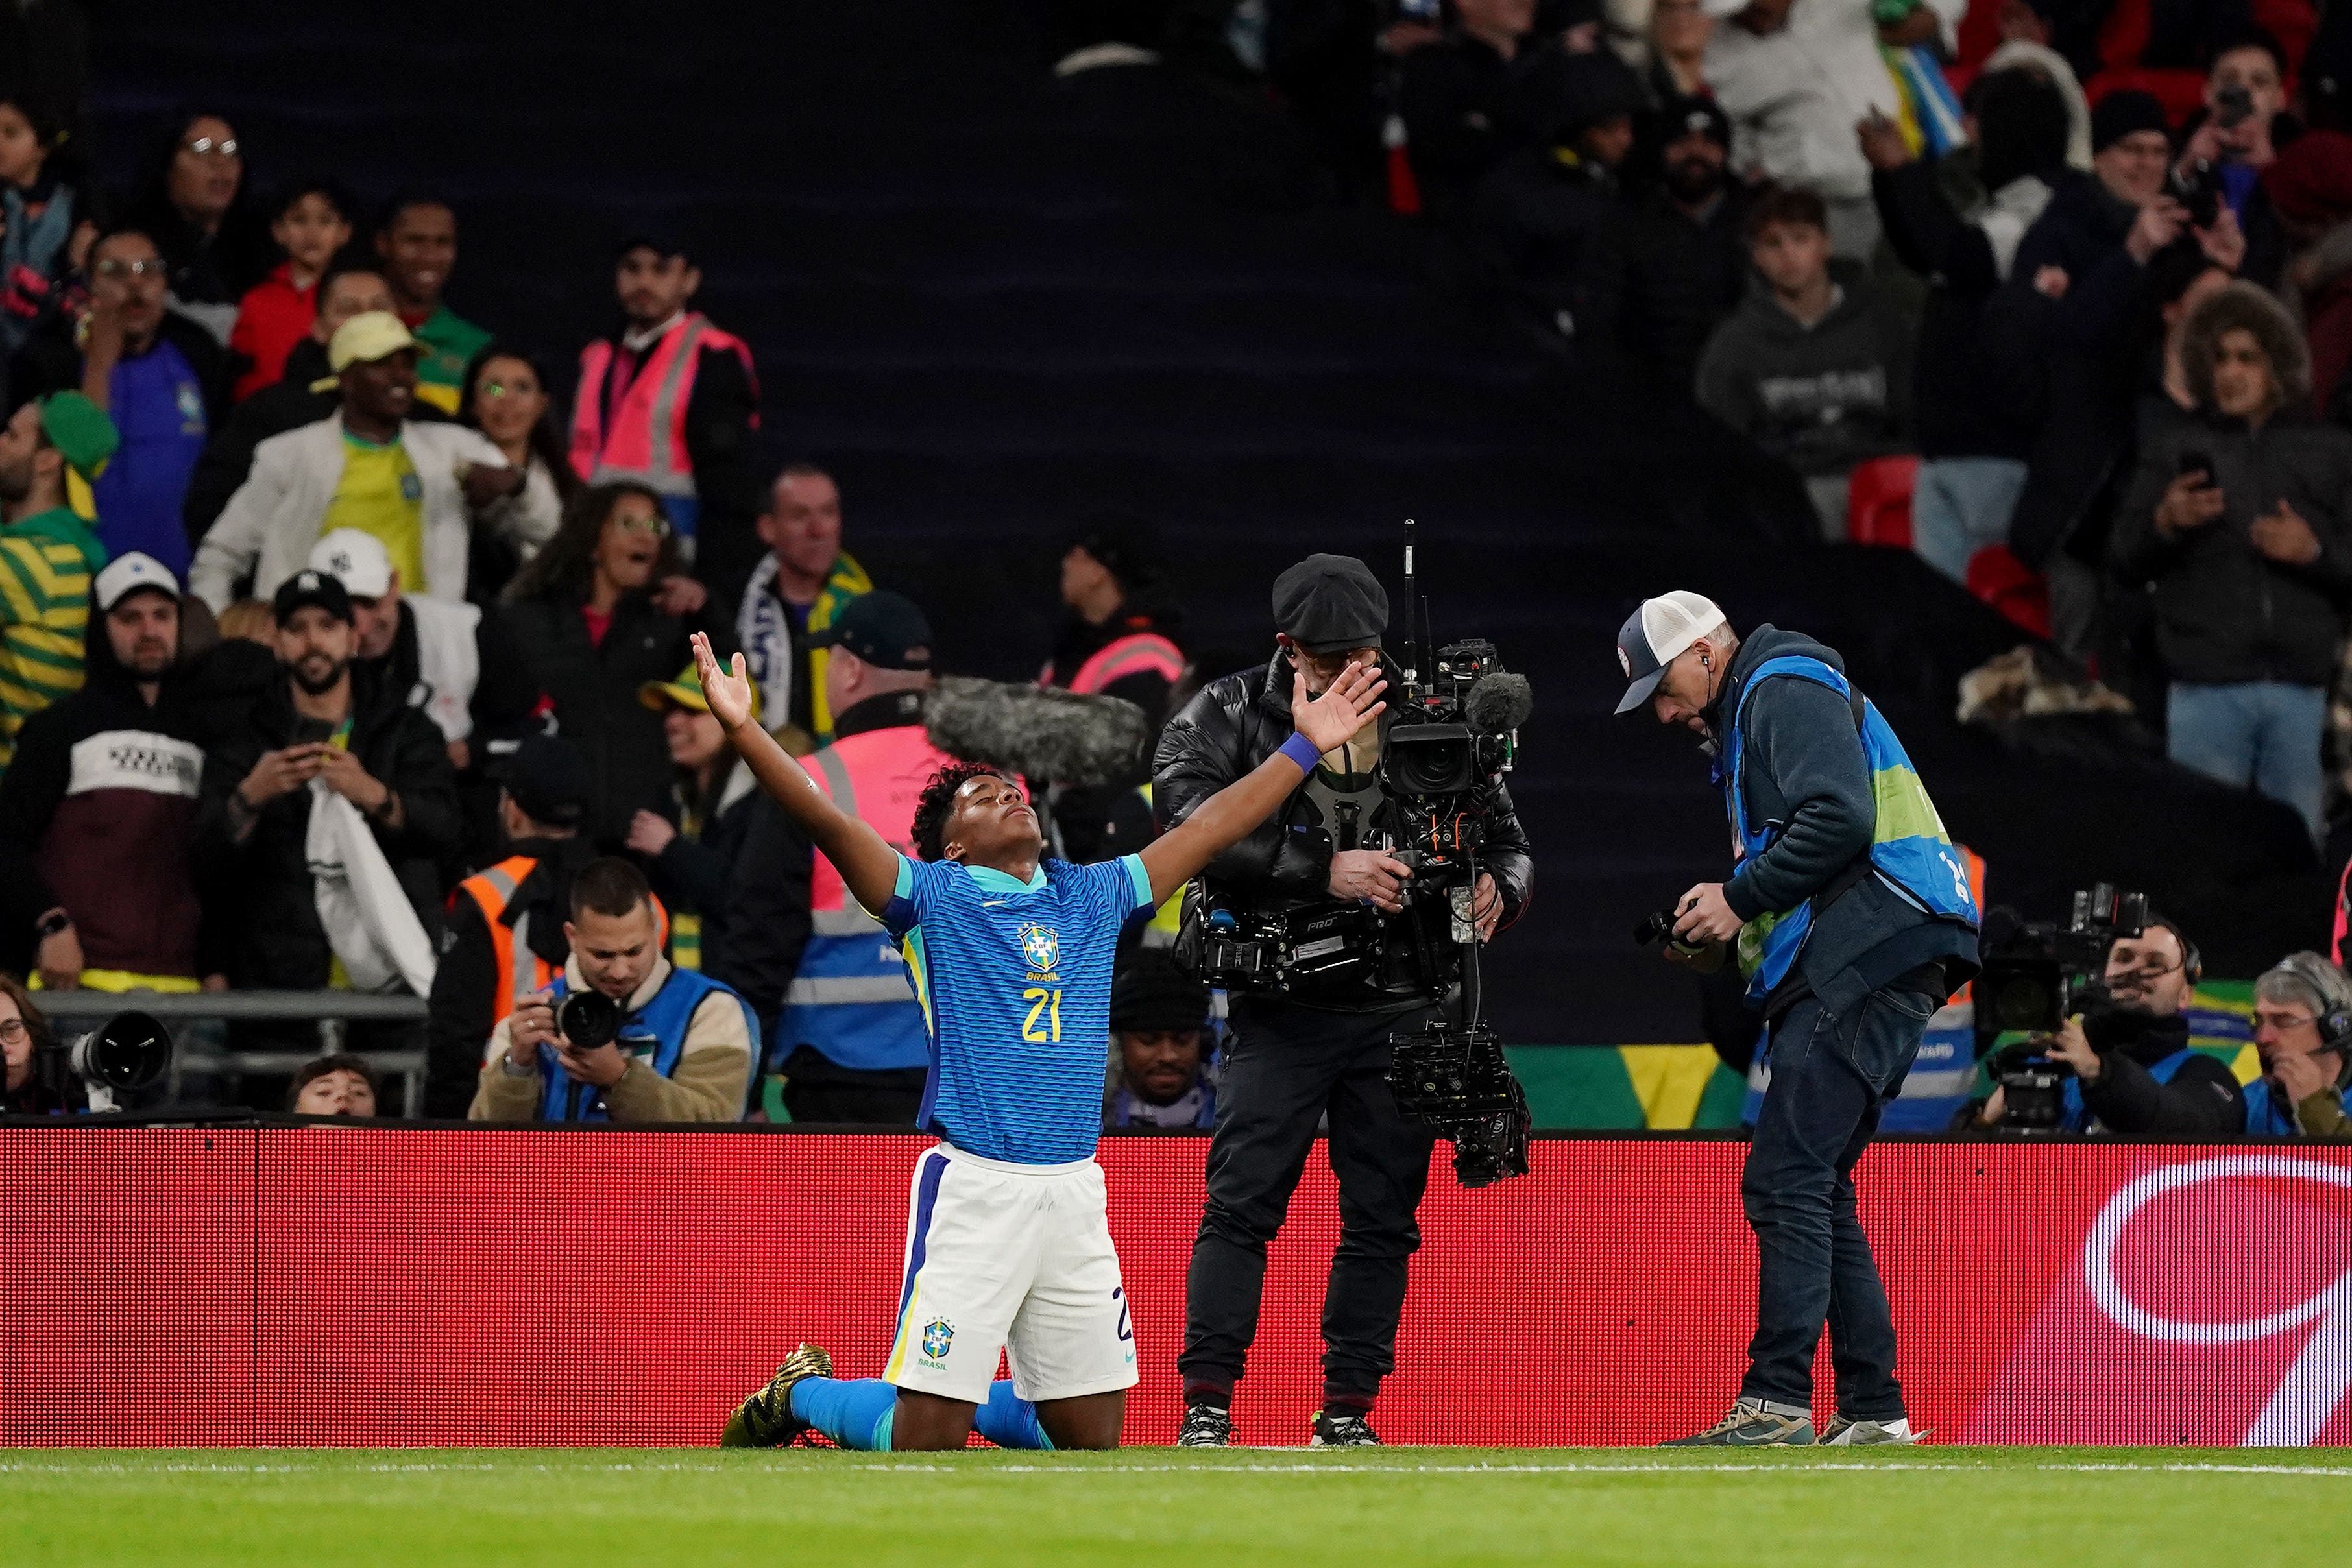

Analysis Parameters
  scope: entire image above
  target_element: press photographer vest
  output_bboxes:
[455,858,670,1037]
[2239,1075,2352,1136]
[2059,1046,2194,1133]
[537,967,755,1122]
[1719,655,1978,1007]
[781,725,955,1072]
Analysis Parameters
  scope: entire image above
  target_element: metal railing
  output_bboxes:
[36,990,431,1117]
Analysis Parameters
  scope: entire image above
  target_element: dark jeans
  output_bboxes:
[1740,974,1939,1418]
[1180,1001,1435,1405]
[777,1045,925,1126]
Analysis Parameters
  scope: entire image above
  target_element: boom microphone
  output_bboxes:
[1463,671,1533,736]
[924,677,1154,788]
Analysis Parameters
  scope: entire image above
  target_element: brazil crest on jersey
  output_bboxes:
[879,852,1157,1164]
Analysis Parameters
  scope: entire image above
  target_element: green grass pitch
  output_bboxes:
[3,1447,2346,1567]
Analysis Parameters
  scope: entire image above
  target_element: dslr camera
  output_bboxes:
[554,990,620,1051]
[1974,884,2147,1131]
[28,1009,175,1113]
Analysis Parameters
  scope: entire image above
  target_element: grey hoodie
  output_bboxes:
[1695,271,1914,477]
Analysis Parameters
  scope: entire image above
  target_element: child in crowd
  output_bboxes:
[226,180,353,400]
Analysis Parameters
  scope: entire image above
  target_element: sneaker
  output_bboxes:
[1309,1410,1381,1447]
[720,1343,833,1448]
[1660,1401,1815,1447]
[1177,1404,1233,1448]
[1821,1414,1922,1446]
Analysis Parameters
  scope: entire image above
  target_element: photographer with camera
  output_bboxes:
[1154,553,1532,1448]
[2242,953,2352,1139]
[467,856,757,1123]
[1975,915,2244,1137]
[1619,592,1978,1447]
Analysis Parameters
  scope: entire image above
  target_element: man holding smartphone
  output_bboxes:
[2113,280,2352,841]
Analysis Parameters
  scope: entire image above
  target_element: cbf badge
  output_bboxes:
[920,1318,954,1361]
[400,472,423,502]
[1018,924,1060,978]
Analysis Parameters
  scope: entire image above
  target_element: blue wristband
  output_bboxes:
[1278,731,1322,772]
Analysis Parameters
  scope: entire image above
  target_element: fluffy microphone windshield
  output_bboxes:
[925,677,1155,788]
[1463,670,1533,736]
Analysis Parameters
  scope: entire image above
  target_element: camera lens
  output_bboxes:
[555,992,620,1051]
[71,1010,174,1092]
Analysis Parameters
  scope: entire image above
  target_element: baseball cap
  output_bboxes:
[494,734,594,830]
[34,391,119,483]
[1614,590,1726,714]
[1662,93,1732,151]
[93,551,180,612]
[1272,554,1388,655]
[640,660,762,721]
[273,568,354,625]
[324,310,421,374]
[808,591,934,672]
[1109,950,1212,1035]
[308,528,394,599]
[1699,0,1752,17]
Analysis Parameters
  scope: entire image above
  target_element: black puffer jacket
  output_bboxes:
[1152,649,1533,1011]
[2114,396,2352,688]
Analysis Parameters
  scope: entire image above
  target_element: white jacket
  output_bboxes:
[1706,0,1967,204]
[189,414,515,611]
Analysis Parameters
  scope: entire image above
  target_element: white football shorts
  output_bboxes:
[882,1142,1139,1405]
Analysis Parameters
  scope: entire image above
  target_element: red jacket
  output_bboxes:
[228,263,318,402]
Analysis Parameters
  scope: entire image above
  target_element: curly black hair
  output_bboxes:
[910,760,1006,863]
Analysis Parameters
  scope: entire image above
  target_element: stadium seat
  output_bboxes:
[1845,455,1919,548]
[1965,544,2051,639]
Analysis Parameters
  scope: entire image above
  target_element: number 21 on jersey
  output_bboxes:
[1021,986,1063,1043]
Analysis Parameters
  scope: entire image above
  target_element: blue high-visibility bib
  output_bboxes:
[1718,655,1979,1006]
[538,967,759,1121]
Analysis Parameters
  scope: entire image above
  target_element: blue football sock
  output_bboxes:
[973,1380,1053,1450]
[788,1375,899,1452]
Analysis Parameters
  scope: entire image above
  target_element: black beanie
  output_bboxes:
[1109,950,1210,1036]
[2091,90,2171,154]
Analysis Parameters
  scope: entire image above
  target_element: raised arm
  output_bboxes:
[691,632,903,916]
[1137,660,1385,905]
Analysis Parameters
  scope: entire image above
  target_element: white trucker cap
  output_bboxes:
[309,528,394,598]
[1614,590,1726,714]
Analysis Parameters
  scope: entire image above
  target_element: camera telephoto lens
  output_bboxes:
[555,992,620,1051]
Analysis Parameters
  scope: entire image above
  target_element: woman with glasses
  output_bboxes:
[502,483,735,846]
[0,974,73,1115]
[120,110,273,344]
[456,345,575,601]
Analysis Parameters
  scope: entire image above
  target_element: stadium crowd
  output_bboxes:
[0,2,2347,1140]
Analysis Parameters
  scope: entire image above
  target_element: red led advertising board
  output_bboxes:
[1,1129,2343,1446]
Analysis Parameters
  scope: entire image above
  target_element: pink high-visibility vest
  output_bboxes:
[569,313,758,498]
[1041,631,1185,697]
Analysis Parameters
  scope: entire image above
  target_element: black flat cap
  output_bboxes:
[1272,553,1388,654]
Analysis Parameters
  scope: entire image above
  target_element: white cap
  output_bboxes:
[93,552,180,612]
[308,529,394,598]
[1614,590,1727,714]
[1699,0,1752,17]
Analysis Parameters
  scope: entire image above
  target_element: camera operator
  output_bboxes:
[1154,553,1532,1449]
[2243,952,2352,1139]
[1619,592,1979,1447]
[467,856,758,1123]
[1974,917,2244,1137]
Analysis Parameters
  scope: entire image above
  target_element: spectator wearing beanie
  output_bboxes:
[2011,90,2175,293]
[2266,130,2352,405]
[1623,95,1754,392]
[1102,950,1219,1131]
[1867,66,2074,586]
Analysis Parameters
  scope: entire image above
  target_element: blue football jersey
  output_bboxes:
[879,852,1156,1163]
